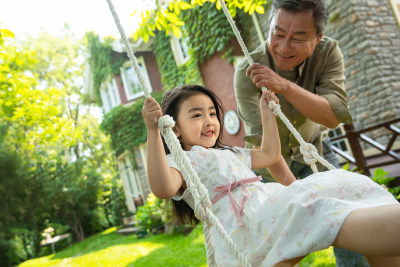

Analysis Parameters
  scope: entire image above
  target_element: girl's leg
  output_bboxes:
[332,205,400,256]
[365,256,400,267]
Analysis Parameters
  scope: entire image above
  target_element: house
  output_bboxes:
[84,19,245,213]
[85,0,400,214]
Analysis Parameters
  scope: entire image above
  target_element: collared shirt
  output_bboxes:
[234,36,352,171]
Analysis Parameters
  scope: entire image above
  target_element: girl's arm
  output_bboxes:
[142,97,185,199]
[250,90,282,170]
[250,90,296,185]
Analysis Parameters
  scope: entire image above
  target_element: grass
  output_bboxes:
[19,225,335,267]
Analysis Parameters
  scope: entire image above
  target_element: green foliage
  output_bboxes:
[299,247,336,266]
[85,32,126,104]
[1,29,125,265]
[341,162,358,172]
[100,91,164,156]
[135,194,164,232]
[133,0,267,42]
[371,168,400,199]
[182,1,236,64]
[153,31,203,90]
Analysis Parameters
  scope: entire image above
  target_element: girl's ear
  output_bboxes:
[172,124,181,138]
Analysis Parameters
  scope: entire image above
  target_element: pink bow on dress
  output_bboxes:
[211,176,261,226]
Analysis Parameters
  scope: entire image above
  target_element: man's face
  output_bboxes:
[267,8,322,71]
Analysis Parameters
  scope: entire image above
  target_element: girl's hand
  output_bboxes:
[142,97,163,132]
[260,90,279,115]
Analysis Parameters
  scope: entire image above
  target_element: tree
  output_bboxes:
[133,0,267,42]
[0,27,125,265]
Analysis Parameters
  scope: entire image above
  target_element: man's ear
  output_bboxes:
[316,33,323,44]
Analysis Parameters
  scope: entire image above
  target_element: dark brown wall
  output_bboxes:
[117,51,163,106]
[199,39,245,148]
[142,52,163,93]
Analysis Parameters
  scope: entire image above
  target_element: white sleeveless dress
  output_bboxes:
[167,146,398,266]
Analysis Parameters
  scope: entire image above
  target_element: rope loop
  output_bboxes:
[158,115,175,134]
[268,101,280,116]
[300,143,319,166]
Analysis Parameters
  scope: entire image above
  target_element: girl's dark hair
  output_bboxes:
[161,84,226,153]
[160,84,226,225]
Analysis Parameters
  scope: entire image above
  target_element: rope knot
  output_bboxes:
[268,101,280,116]
[300,143,319,165]
[158,115,175,133]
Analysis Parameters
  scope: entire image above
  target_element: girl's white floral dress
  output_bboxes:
[167,145,398,266]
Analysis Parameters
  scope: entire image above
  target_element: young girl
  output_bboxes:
[142,84,400,267]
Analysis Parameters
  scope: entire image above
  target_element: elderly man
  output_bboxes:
[234,0,369,266]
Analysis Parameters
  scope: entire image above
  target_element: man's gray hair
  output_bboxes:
[269,0,328,35]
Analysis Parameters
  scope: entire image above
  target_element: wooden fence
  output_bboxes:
[330,118,400,178]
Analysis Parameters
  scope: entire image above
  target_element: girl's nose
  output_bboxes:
[205,117,214,126]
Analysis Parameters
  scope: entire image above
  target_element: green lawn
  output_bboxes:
[20,225,335,266]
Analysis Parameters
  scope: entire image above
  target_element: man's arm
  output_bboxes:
[247,63,339,129]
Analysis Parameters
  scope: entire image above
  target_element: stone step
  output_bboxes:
[116,226,146,237]
[122,221,137,228]
[122,215,136,225]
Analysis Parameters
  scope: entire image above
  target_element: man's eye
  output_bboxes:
[293,38,306,43]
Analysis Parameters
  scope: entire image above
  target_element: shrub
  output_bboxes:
[135,194,164,233]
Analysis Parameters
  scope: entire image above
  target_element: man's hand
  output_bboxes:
[246,63,290,95]
[246,63,339,128]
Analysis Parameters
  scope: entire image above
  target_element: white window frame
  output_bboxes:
[328,123,352,163]
[389,0,400,27]
[99,77,121,114]
[117,152,143,213]
[120,57,152,101]
[170,34,190,66]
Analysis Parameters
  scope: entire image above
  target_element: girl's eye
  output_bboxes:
[210,112,217,116]
[192,113,201,118]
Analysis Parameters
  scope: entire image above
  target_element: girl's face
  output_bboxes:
[173,93,220,151]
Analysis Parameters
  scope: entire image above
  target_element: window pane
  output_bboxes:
[126,66,143,95]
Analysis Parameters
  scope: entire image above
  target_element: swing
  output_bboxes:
[105,0,336,266]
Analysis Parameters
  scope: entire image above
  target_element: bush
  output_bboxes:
[135,194,164,233]
[371,168,400,199]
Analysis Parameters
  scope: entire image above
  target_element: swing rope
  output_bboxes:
[105,0,250,266]
[216,0,335,173]
[105,0,336,265]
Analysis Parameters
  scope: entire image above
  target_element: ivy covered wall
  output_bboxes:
[96,1,251,157]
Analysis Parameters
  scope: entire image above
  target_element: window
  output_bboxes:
[170,31,190,66]
[100,77,121,113]
[120,57,152,101]
[117,153,143,213]
[328,124,350,152]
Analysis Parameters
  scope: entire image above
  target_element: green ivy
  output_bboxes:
[85,32,126,104]
[100,91,164,157]
[95,2,257,157]
[153,31,203,90]
[182,2,236,64]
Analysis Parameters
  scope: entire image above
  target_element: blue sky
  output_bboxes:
[0,0,154,39]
